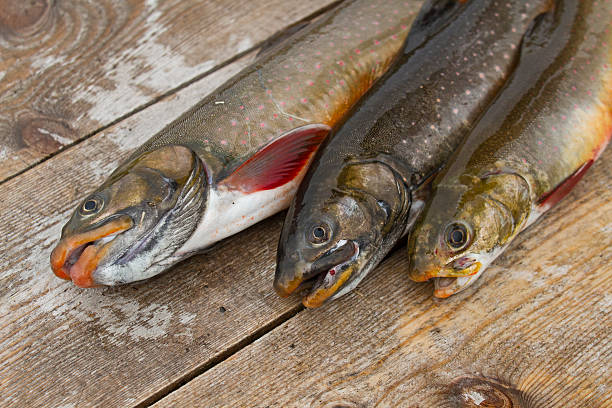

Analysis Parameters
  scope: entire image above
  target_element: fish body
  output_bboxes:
[408,0,612,297]
[274,0,550,307]
[51,0,424,287]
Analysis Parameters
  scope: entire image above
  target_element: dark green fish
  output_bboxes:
[50,0,423,287]
[275,0,550,307]
[408,0,612,297]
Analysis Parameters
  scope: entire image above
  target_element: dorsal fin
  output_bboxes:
[219,124,330,193]
[520,7,557,54]
[403,0,469,56]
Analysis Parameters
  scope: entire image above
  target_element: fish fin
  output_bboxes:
[537,160,593,209]
[520,6,556,53]
[412,166,442,191]
[220,124,330,193]
[403,0,469,55]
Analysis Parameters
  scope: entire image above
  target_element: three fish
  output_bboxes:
[50,0,610,306]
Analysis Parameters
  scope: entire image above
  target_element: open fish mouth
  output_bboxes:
[50,216,133,288]
[297,240,360,308]
[431,256,484,297]
[413,255,481,282]
[433,270,481,298]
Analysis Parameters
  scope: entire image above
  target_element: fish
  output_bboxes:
[407,0,612,298]
[50,0,425,287]
[274,0,551,307]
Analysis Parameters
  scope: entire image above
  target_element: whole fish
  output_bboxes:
[407,0,611,298]
[50,0,424,287]
[274,0,550,307]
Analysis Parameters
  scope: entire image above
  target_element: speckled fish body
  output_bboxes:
[50,0,424,287]
[408,0,612,298]
[274,0,551,307]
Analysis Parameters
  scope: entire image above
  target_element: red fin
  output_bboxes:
[537,160,594,209]
[220,124,330,193]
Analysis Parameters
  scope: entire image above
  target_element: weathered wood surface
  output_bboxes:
[154,148,612,407]
[1,1,610,407]
[0,0,336,182]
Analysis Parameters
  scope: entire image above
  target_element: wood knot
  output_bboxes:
[19,117,75,154]
[447,377,525,408]
[0,0,52,38]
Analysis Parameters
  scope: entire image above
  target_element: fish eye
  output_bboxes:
[80,195,103,215]
[445,222,471,251]
[309,223,331,245]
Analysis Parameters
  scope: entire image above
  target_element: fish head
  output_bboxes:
[275,161,409,308]
[408,172,531,296]
[51,145,208,287]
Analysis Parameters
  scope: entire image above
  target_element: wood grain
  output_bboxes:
[0,50,308,408]
[153,147,612,407]
[0,0,336,182]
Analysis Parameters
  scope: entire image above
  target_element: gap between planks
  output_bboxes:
[135,303,305,408]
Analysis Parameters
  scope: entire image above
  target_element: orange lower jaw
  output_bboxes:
[69,244,108,288]
[410,262,481,282]
[433,281,457,298]
[50,216,132,287]
[302,267,352,308]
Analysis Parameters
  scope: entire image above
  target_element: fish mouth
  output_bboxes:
[50,216,133,288]
[298,240,360,308]
[411,256,481,282]
[433,267,482,298]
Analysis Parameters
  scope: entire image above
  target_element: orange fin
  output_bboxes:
[537,160,593,209]
[220,124,330,193]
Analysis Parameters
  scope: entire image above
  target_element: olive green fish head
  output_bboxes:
[275,161,409,308]
[51,145,207,287]
[408,172,531,297]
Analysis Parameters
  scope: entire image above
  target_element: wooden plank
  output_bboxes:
[153,148,612,407]
[0,50,309,407]
[0,0,336,182]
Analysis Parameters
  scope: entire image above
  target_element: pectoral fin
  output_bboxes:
[537,160,593,209]
[220,124,330,193]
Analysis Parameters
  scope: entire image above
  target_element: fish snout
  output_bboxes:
[407,250,442,282]
[273,256,309,297]
[50,215,133,287]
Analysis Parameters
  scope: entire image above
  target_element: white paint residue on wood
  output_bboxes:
[463,391,486,405]
[37,127,73,146]
[179,312,196,324]
[81,15,216,124]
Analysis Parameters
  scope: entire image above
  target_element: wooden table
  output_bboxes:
[1,1,610,406]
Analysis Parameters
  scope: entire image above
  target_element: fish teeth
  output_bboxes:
[97,233,119,245]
